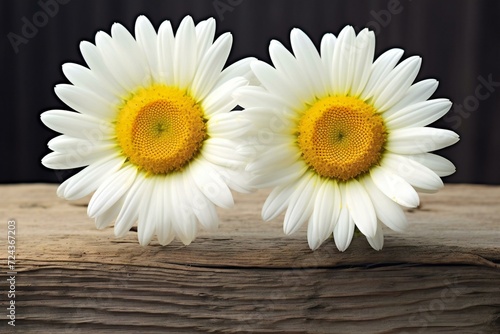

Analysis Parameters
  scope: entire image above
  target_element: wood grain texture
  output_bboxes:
[0,184,499,333]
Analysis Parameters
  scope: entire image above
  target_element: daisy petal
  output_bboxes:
[384,79,439,117]
[195,197,219,232]
[135,15,161,83]
[269,39,314,103]
[283,173,317,235]
[95,196,123,230]
[220,165,254,194]
[361,48,404,100]
[79,41,125,95]
[156,177,174,246]
[372,56,422,112]
[250,161,307,188]
[41,110,113,139]
[406,153,456,177]
[189,159,234,209]
[207,111,252,138]
[95,31,137,92]
[88,164,137,218]
[246,144,300,174]
[350,28,375,97]
[250,61,302,109]
[47,135,114,154]
[171,175,197,246]
[320,33,336,92]
[262,183,296,221]
[308,179,340,250]
[58,155,125,201]
[215,57,256,89]
[54,84,114,119]
[331,25,356,95]
[387,127,460,154]
[385,99,452,129]
[185,173,219,231]
[137,178,157,246]
[195,18,216,63]
[334,207,354,252]
[382,153,444,192]
[114,175,146,237]
[157,19,175,85]
[233,86,266,109]
[62,63,119,104]
[346,179,377,237]
[366,222,384,251]
[191,32,233,100]
[325,181,342,234]
[202,137,245,168]
[370,166,420,208]
[174,15,197,89]
[202,77,248,115]
[110,22,150,87]
[241,109,295,136]
[362,176,409,232]
[42,149,113,170]
[290,28,328,99]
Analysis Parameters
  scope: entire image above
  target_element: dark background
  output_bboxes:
[1,0,500,184]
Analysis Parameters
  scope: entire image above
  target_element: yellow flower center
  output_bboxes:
[115,84,206,175]
[297,96,386,181]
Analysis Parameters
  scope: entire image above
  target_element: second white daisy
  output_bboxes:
[236,26,459,251]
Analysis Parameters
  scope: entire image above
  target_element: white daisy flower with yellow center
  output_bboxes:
[41,15,254,246]
[236,26,459,251]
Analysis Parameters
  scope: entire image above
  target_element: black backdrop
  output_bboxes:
[1,0,500,184]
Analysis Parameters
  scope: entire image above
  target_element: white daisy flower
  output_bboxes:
[236,26,459,251]
[41,15,254,246]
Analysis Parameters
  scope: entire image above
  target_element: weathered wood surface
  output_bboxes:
[0,183,499,333]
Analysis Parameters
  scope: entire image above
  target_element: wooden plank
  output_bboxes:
[1,184,499,333]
